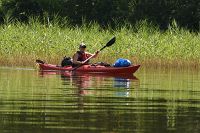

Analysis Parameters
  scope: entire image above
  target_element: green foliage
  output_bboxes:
[0,0,199,30]
[0,18,200,66]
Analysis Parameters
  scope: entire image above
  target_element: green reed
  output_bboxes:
[0,19,200,67]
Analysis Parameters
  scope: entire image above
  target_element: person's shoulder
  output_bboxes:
[76,51,82,54]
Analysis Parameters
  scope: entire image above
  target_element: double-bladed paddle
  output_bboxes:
[72,37,116,71]
[36,37,116,71]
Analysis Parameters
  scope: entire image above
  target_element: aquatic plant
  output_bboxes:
[0,19,200,67]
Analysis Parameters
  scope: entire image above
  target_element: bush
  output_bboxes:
[0,0,199,31]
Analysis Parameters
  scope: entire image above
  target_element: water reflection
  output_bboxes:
[39,71,140,113]
[40,71,140,98]
[40,71,139,88]
[114,78,131,97]
[0,68,200,133]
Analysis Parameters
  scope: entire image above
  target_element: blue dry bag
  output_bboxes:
[113,58,132,67]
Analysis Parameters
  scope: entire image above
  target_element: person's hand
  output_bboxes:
[95,51,100,55]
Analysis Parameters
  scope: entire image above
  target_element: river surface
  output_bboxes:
[0,67,199,133]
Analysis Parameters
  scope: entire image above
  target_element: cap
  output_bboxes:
[79,43,86,48]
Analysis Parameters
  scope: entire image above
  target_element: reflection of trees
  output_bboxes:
[0,69,200,132]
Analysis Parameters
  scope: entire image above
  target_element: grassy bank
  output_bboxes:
[0,20,200,68]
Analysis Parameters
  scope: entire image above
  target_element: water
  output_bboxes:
[0,67,199,133]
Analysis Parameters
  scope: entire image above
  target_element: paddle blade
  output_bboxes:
[106,37,116,47]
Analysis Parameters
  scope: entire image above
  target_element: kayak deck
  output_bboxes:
[38,63,140,74]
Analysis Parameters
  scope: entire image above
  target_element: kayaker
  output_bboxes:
[72,43,99,67]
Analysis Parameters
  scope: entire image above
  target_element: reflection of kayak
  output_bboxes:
[38,63,140,74]
[63,72,138,80]
[39,71,138,80]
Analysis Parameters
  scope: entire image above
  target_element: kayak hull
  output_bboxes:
[38,63,140,74]
[39,71,138,80]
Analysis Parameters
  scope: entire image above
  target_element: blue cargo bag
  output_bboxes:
[113,58,132,67]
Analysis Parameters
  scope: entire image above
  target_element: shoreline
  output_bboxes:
[0,57,199,69]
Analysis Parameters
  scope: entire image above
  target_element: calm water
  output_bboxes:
[0,67,199,133]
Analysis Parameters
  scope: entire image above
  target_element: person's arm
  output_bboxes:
[86,51,99,58]
[93,51,99,58]
[72,53,84,65]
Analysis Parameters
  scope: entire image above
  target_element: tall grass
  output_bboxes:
[0,18,200,67]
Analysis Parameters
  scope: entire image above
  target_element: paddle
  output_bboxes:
[72,37,116,71]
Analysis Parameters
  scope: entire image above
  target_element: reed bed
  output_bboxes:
[0,19,200,68]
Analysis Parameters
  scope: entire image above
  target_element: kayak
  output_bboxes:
[39,71,138,80]
[38,63,140,74]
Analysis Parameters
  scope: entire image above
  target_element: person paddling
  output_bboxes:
[72,43,99,67]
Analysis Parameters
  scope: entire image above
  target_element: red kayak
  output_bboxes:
[38,63,140,74]
[39,70,139,80]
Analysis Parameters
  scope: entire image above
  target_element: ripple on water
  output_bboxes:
[0,68,200,133]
